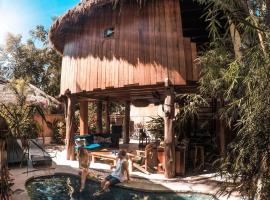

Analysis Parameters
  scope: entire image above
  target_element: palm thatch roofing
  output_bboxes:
[49,0,144,54]
[0,77,60,108]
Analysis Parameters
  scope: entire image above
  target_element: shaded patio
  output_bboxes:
[10,143,241,200]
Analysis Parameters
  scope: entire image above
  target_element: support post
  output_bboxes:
[79,101,88,135]
[96,100,103,134]
[65,91,76,160]
[0,139,7,169]
[219,98,226,155]
[124,101,130,144]
[105,101,110,133]
[163,82,175,178]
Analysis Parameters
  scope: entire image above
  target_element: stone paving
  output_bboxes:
[10,145,243,200]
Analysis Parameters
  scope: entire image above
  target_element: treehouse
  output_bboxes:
[49,0,211,178]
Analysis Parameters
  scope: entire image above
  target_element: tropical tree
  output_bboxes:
[0,25,62,97]
[192,0,270,199]
[0,79,46,199]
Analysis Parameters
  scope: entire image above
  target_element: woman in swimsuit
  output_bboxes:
[78,147,90,192]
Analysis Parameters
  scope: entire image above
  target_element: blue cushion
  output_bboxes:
[84,143,101,150]
[75,143,101,150]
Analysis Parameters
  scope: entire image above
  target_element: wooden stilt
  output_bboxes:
[163,82,175,178]
[96,100,103,134]
[105,101,110,133]
[219,119,226,155]
[124,101,130,144]
[65,91,76,160]
[79,101,88,135]
[0,139,7,169]
[219,98,226,155]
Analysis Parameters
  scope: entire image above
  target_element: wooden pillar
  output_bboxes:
[123,101,130,144]
[219,98,226,155]
[79,101,88,135]
[65,92,76,160]
[219,119,226,155]
[163,82,176,178]
[0,139,7,169]
[96,100,103,134]
[105,101,110,133]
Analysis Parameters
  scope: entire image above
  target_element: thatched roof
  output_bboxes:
[49,0,145,54]
[49,0,117,54]
[0,78,60,108]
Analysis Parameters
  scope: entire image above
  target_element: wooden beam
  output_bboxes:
[123,101,130,144]
[219,98,226,155]
[105,100,110,133]
[79,101,88,135]
[219,119,226,155]
[65,92,76,160]
[96,100,103,134]
[0,139,7,169]
[163,83,176,178]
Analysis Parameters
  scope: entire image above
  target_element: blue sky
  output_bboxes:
[0,0,79,45]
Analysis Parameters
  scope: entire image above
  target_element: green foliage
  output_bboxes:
[0,139,13,200]
[0,165,13,200]
[0,25,62,97]
[47,120,65,144]
[0,79,45,139]
[195,0,270,199]
[146,116,164,140]
[84,101,124,133]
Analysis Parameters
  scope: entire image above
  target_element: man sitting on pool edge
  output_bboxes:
[94,149,130,196]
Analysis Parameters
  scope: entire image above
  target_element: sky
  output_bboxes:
[0,0,79,45]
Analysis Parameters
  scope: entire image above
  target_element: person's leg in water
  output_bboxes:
[100,178,106,189]
[94,175,119,196]
[80,167,89,192]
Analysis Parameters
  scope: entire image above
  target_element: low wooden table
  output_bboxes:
[91,151,117,166]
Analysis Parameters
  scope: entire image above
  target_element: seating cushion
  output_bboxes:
[75,143,101,150]
[74,133,119,148]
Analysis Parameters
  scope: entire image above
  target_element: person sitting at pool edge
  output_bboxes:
[78,147,91,192]
[94,149,130,195]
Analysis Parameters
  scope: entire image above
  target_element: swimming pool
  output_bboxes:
[26,174,216,200]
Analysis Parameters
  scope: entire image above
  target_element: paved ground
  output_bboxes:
[10,144,243,200]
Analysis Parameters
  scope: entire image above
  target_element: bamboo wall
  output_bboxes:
[60,0,198,95]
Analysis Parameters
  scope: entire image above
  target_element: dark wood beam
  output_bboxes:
[123,101,130,144]
[96,100,103,134]
[65,92,76,160]
[79,101,88,135]
[105,100,110,133]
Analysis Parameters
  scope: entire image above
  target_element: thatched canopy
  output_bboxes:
[0,78,60,108]
[49,0,142,54]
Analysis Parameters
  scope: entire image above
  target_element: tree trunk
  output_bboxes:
[228,19,242,59]
[164,86,175,178]
[266,0,270,25]
[79,101,88,135]
[123,101,130,144]
[105,101,110,133]
[96,100,103,134]
[65,94,76,160]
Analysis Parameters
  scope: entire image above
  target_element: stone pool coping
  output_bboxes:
[11,146,242,200]
[23,172,219,199]
[11,165,240,200]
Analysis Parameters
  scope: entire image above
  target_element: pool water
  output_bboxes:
[26,175,216,200]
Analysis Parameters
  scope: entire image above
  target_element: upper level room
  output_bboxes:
[49,0,212,95]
